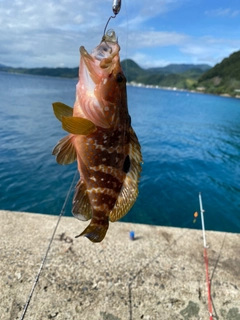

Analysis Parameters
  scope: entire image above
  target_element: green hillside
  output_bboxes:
[121,59,210,89]
[197,50,240,96]
[148,63,210,74]
[0,66,78,78]
[5,51,240,97]
[0,60,210,91]
[121,59,147,82]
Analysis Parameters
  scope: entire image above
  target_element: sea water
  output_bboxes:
[0,72,239,233]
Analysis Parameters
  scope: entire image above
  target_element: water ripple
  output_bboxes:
[1,73,240,233]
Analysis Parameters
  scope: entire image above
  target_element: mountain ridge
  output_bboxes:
[0,60,211,80]
[1,49,240,96]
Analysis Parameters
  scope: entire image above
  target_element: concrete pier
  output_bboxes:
[1,210,240,319]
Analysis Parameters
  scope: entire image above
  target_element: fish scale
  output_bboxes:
[83,130,127,167]
[79,129,127,215]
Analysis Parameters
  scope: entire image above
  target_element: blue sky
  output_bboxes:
[1,0,240,68]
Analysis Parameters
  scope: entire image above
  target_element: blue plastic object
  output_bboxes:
[129,230,135,240]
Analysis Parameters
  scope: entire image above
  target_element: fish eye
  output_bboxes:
[116,72,124,83]
[102,45,109,52]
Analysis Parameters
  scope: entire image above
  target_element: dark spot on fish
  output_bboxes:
[129,115,131,126]
[122,155,130,173]
[116,72,124,83]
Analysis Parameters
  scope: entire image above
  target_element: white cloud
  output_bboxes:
[205,7,240,17]
[130,52,172,68]
[0,0,188,67]
[0,0,239,69]
[0,0,113,67]
[180,36,240,65]
[128,31,190,48]
[120,0,187,30]
[125,32,240,68]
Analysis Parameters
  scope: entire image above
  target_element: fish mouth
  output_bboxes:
[80,30,120,83]
[80,30,118,63]
[80,46,99,84]
[80,46,94,62]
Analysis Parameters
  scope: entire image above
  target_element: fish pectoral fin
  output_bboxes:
[62,116,96,135]
[109,127,142,222]
[52,134,77,165]
[72,180,92,221]
[52,102,73,122]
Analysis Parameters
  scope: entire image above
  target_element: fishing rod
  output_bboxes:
[199,192,213,320]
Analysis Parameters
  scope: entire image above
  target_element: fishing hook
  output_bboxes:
[103,0,121,36]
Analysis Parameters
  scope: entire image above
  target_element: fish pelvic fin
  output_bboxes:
[62,116,96,135]
[52,134,77,165]
[52,102,73,122]
[75,216,109,243]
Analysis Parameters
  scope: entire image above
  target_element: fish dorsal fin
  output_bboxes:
[109,127,142,222]
[72,180,92,221]
[62,116,96,135]
[52,102,73,122]
[52,135,77,165]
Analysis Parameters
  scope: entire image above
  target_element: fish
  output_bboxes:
[52,29,142,243]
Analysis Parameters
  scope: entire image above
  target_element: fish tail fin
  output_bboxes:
[75,217,109,243]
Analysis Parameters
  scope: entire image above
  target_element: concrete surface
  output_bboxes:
[0,210,240,320]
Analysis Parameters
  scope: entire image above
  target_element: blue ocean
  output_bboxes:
[0,72,239,233]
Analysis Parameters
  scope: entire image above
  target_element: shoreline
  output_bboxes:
[127,81,240,99]
[1,210,240,319]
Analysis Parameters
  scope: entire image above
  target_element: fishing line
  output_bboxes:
[103,0,121,37]
[122,0,129,82]
[20,170,78,320]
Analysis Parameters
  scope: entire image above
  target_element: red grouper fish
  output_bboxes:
[52,29,142,242]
